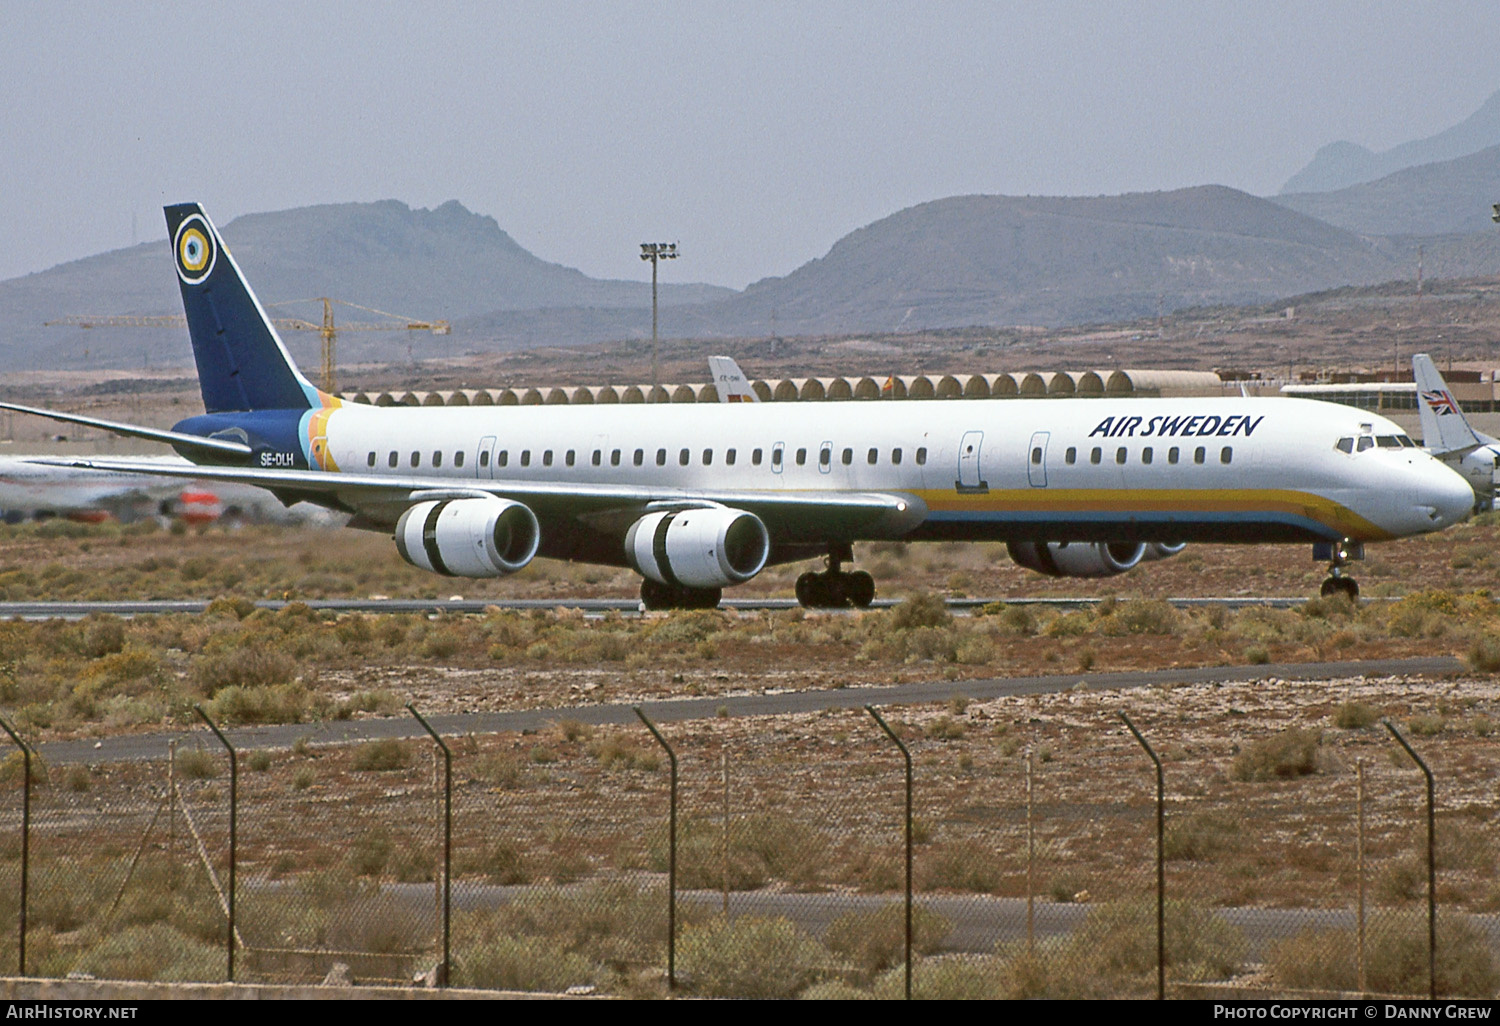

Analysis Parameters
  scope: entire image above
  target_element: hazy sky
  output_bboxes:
[3,1,1498,289]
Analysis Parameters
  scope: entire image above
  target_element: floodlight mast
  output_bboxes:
[641,242,678,401]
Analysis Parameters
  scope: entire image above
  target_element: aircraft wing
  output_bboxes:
[26,456,927,540]
[0,401,253,458]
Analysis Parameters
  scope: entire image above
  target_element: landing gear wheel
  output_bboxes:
[1320,576,1359,601]
[641,578,676,611]
[847,570,876,608]
[641,579,722,610]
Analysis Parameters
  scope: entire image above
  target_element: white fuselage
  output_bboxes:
[309,395,1473,546]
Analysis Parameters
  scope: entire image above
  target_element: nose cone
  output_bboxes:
[1422,461,1476,530]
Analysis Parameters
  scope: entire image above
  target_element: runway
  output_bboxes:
[0,594,1336,621]
[37,654,1463,765]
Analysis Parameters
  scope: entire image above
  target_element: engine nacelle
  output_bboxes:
[1006,540,1147,578]
[395,497,540,577]
[626,507,770,589]
[1141,541,1186,561]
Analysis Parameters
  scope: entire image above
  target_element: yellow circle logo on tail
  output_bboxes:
[173,215,216,284]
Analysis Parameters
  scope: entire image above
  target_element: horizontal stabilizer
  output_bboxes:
[0,401,253,458]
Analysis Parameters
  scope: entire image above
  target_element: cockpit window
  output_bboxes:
[1336,437,1353,454]
[1376,436,1402,448]
[1356,436,1374,452]
[1398,435,1416,448]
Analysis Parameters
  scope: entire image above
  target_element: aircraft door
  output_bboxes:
[477,435,496,479]
[1027,431,1050,488]
[956,430,988,493]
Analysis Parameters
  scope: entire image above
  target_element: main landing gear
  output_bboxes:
[640,578,722,611]
[1315,539,1364,601]
[795,543,876,609]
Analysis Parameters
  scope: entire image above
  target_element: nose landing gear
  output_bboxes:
[1314,539,1364,601]
[795,542,876,609]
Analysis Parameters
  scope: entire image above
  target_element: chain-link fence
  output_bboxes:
[0,697,1496,999]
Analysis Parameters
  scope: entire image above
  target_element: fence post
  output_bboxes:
[408,704,452,988]
[866,705,912,1001]
[634,707,678,992]
[193,706,236,982]
[1383,718,1436,1000]
[0,717,31,976]
[1357,758,1366,995]
[1119,712,1164,1001]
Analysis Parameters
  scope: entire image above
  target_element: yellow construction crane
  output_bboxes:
[47,297,450,393]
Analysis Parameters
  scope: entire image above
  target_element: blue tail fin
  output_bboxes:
[164,204,320,414]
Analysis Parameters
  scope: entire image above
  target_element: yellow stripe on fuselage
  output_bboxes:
[917,487,1391,541]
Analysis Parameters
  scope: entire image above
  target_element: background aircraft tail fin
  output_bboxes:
[1413,353,1485,455]
[163,203,322,414]
[709,355,759,403]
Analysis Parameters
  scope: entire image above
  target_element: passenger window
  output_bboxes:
[1336,437,1354,454]
[1115,447,1127,465]
[892,448,903,465]
[1168,447,1179,465]
[1142,447,1153,465]
[868,448,878,465]
[454,452,464,468]
[411,452,421,468]
[796,448,807,466]
[820,447,831,467]
[542,450,553,467]
[367,452,376,468]
[680,448,690,466]
[432,451,442,468]
[520,450,531,467]
[1193,447,1205,465]
[1090,447,1101,465]
[657,449,667,466]
[566,450,576,467]
[1031,447,1043,465]
[1220,447,1233,464]
[634,449,644,466]
[752,448,763,466]
[498,450,509,468]
[702,449,713,466]
[726,449,737,466]
[611,449,621,466]
[1065,447,1076,465]
[591,450,601,467]
[1356,437,1374,452]
[389,452,398,468]
[916,448,927,465]
[842,448,853,466]
[772,448,782,467]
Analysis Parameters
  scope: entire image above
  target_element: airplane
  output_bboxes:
[709,356,759,403]
[1412,353,1500,511]
[0,203,1475,607]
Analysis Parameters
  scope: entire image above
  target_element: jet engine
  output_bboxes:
[395,497,540,577]
[1141,541,1186,561]
[1006,540,1148,578]
[626,507,770,589]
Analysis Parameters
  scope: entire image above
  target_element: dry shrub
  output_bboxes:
[208,683,316,725]
[1467,636,1500,673]
[824,903,950,977]
[680,916,828,998]
[1334,701,1379,729]
[919,838,1001,892]
[455,931,596,993]
[873,956,1003,1000]
[193,645,296,695]
[1268,914,1498,997]
[1102,599,1179,635]
[1164,811,1242,861]
[1231,728,1321,781]
[889,592,952,631]
[589,736,659,772]
[174,747,220,780]
[352,738,410,772]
